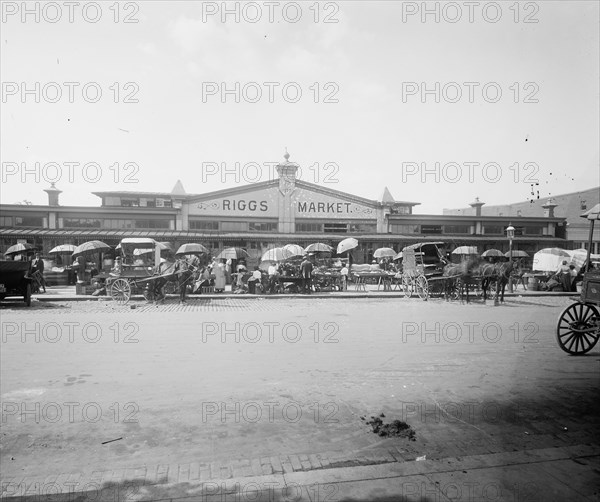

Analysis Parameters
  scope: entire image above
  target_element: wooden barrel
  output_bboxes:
[527,276,539,291]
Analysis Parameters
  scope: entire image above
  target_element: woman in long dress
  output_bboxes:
[214,259,226,292]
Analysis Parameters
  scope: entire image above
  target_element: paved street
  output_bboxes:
[1,296,599,500]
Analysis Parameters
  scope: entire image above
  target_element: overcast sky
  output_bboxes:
[1,1,598,213]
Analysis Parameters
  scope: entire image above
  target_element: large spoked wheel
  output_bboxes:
[164,281,178,295]
[402,276,413,298]
[111,278,132,304]
[415,275,429,301]
[556,302,600,355]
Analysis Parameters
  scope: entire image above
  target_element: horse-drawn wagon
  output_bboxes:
[556,204,600,354]
[400,242,451,300]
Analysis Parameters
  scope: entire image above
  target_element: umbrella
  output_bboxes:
[532,248,570,272]
[72,240,111,259]
[216,247,249,260]
[305,243,333,254]
[504,250,529,258]
[261,247,285,262]
[481,249,504,258]
[566,249,599,269]
[393,251,403,261]
[337,238,359,254]
[4,243,37,256]
[452,246,478,255]
[373,247,396,258]
[282,244,304,259]
[49,244,76,254]
[176,243,209,256]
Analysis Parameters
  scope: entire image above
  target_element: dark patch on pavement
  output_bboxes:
[363,415,416,440]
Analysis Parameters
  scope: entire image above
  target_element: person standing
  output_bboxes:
[31,252,47,293]
[268,262,280,293]
[340,265,349,291]
[214,259,226,292]
[300,255,314,294]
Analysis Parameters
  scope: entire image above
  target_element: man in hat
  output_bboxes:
[300,254,314,294]
[31,252,46,293]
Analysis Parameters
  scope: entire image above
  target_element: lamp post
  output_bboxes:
[506,223,515,292]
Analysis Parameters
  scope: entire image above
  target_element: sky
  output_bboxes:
[1,0,599,214]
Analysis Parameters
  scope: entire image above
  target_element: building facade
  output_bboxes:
[1,152,578,264]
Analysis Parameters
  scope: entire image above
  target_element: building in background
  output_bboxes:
[1,152,580,264]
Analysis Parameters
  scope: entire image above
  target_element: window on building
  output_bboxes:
[121,199,140,207]
[189,220,219,231]
[249,222,277,232]
[421,225,443,235]
[524,226,543,235]
[389,224,419,234]
[296,223,323,233]
[63,218,101,228]
[221,221,248,232]
[0,216,13,226]
[324,223,348,233]
[348,223,377,233]
[581,200,587,210]
[483,226,503,235]
[444,225,471,234]
[14,216,44,227]
[162,200,173,208]
[135,219,171,229]
[390,206,410,215]
[145,200,156,208]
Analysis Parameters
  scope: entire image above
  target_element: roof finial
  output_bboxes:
[284,147,290,161]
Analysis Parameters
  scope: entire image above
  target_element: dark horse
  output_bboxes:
[443,258,514,304]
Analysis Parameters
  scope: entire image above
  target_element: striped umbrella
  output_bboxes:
[481,249,504,258]
[373,247,396,258]
[4,243,37,256]
[532,248,570,272]
[504,250,529,258]
[216,247,249,260]
[72,240,111,259]
[305,243,333,254]
[176,243,209,256]
[49,244,76,254]
[282,244,305,259]
[261,247,285,262]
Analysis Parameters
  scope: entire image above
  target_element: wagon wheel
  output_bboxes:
[415,275,429,301]
[402,276,413,298]
[24,283,31,307]
[556,303,600,355]
[164,281,178,295]
[111,278,132,304]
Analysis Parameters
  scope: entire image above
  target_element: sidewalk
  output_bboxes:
[29,285,576,303]
[2,444,598,501]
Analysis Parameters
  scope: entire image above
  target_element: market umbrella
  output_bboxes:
[393,251,403,261]
[305,243,333,254]
[261,247,285,262]
[71,240,111,259]
[373,247,396,258]
[282,244,304,259]
[336,238,358,254]
[4,243,37,257]
[216,247,249,260]
[504,250,529,258]
[452,246,478,255]
[481,249,504,258]
[567,249,594,269]
[49,244,76,254]
[176,243,209,256]
[532,248,570,272]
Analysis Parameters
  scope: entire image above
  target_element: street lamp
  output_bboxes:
[506,223,515,292]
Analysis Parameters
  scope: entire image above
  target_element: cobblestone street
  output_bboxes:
[1,296,598,500]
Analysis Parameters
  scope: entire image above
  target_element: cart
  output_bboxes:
[0,261,33,306]
[400,242,450,300]
[556,204,600,354]
[108,238,180,304]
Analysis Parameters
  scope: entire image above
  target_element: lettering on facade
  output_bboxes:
[297,201,374,214]
[222,200,268,212]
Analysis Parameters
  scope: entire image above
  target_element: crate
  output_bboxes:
[202,286,215,294]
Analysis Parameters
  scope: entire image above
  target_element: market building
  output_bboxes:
[0,151,583,265]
